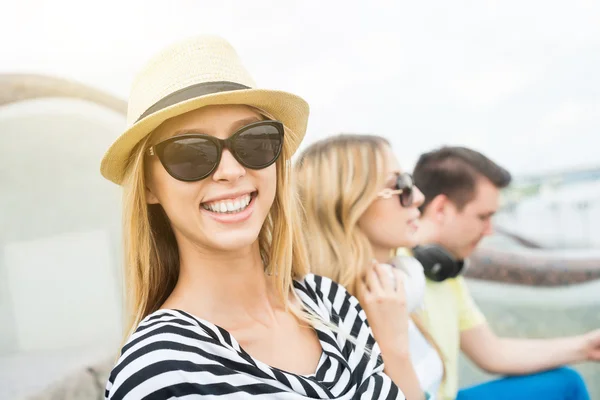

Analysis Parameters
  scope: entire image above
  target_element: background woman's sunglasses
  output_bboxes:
[377,173,415,207]
[147,120,284,182]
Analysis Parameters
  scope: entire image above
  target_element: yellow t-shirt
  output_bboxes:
[416,277,486,400]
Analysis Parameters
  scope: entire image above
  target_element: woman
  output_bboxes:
[102,36,408,399]
[294,134,445,400]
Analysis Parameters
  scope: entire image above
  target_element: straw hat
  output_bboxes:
[100,35,309,185]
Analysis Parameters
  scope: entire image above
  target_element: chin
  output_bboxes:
[207,230,261,252]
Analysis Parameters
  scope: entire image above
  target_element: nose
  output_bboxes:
[412,186,425,208]
[211,148,246,183]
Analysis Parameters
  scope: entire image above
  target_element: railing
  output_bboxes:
[496,197,600,249]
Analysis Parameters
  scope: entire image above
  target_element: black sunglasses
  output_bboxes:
[377,173,415,207]
[147,120,284,182]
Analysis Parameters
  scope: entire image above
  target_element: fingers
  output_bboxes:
[365,263,383,296]
[374,263,396,292]
[591,329,600,344]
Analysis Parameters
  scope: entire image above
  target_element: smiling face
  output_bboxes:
[358,145,425,256]
[144,105,277,253]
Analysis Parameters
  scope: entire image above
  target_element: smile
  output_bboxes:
[201,192,255,214]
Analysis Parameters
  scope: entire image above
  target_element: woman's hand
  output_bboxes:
[356,261,425,400]
[356,261,410,356]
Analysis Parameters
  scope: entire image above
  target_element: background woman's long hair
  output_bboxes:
[118,112,312,340]
[294,134,389,294]
[294,133,446,377]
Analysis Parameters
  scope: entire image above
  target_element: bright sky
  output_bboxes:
[2,0,599,175]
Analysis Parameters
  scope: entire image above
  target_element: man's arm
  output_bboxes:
[460,323,600,375]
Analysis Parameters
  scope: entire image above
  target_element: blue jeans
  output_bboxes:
[456,367,590,400]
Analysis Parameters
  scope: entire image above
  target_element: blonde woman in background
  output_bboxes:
[101,36,409,399]
[295,134,445,400]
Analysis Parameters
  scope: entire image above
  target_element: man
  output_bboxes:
[412,146,599,400]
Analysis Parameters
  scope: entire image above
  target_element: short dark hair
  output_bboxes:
[413,146,512,212]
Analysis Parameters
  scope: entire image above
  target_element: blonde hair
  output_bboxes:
[295,134,390,294]
[119,110,312,339]
[294,133,446,376]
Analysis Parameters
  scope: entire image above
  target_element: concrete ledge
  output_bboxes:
[465,246,600,287]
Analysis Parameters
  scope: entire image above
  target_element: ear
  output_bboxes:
[145,184,160,205]
[426,194,452,222]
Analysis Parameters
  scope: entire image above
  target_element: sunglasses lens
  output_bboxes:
[232,123,283,169]
[161,137,219,181]
[398,174,414,207]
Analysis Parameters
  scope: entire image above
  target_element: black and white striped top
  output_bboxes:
[105,274,405,399]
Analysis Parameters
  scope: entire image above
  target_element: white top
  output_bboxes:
[408,319,444,399]
[383,256,443,397]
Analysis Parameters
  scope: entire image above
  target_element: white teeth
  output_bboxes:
[202,194,253,214]
[226,201,235,212]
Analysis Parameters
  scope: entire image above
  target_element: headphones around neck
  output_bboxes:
[412,244,466,282]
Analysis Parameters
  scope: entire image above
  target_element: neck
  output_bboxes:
[416,218,463,259]
[165,237,284,329]
[416,217,440,246]
[372,245,393,264]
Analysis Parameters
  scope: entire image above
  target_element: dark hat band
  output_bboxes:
[136,81,251,123]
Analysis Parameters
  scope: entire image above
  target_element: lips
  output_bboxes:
[407,217,420,230]
[200,191,257,224]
